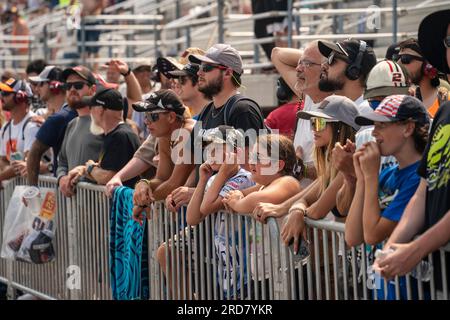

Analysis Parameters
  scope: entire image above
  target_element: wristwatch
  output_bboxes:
[87,163,97,176]
[121,67,131,77]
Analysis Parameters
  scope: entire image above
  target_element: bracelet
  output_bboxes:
[121,67,131,77]
[288,205,307,217]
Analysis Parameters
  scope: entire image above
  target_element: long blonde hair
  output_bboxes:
[314,122,356,194]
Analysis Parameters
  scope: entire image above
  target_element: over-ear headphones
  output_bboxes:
[276,77,294,103]
[13,80,28,104]
[346,40,367,81]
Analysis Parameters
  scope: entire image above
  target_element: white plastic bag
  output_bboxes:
[1,186,57,264]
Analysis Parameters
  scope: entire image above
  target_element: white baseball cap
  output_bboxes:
[364,60,409,100]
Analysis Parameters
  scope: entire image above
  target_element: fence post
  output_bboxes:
[185,26,191,49]
[43,24,50,62]
[287,0,293,48]
[217,0,225,43]
[392,0,398,43]
[80,17,86,66]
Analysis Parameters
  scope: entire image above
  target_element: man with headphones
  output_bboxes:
[0,78,40,185]
[397,38,449,117]
[26,66,78,186]
[318,39,377,110]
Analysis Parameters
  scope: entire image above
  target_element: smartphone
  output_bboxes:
[10,151,24,161]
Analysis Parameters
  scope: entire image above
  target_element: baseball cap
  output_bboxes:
[62,65,96,85]
[318,39,377,77]
[0,78,33,97]
[29,66,63,83]
[157,47,205,78]
[364,60,409,100]
[201,125,244,148]
[189,43,243,75]
[132,89,185,115]
[297,95,361,131]
[168,63,199,78]
[131,59,152,72]
[418,9,450,74]
[355,95,430,126]
[81,88,124,111]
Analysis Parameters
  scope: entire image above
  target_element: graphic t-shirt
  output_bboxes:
[205,168,254,298]
[378,162,421,222]
[417,102,450,291]
[0,111,39,161]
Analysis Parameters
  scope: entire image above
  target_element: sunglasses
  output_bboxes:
[0,91,13,97]
[199,64,228,73]
[64,81,88,90]
[327,52,350,66]
[310,117,339,132]
[145,111,169,122]
[444,36,450,48]
[397,54,424,65]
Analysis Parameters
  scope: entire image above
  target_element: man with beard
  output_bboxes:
[67,88,140,188]
[271,41,330,182]
[132,43,265,212]
[318,39,377,112]
[56,66,104,197]
[397,38,449,117]
[26,66,77,186]
[0,79,40,184]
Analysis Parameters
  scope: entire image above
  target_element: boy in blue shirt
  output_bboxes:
[346,95,430,299]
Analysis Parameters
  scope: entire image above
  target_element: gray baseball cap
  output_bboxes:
[297,95,361,131]
[189,43,243,75]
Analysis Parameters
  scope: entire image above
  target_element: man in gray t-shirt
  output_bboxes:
[56,65,103,197]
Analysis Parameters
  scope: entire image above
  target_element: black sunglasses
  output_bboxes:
[64,81,88,90]
[444,36,450,48]
[145,111,169,122]
[0,91,13,97]
[199,64,228,73]
[397,54,424,65]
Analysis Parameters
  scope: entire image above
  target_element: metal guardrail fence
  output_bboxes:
[0,176,449,300]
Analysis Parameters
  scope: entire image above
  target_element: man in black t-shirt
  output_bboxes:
[375,10,450,292]
[68,87,140,188]
[132,43,265,211]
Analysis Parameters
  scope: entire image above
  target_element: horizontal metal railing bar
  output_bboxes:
[294,0,340,7]
[305,217,345,233]
[4,279,57,300]
[81,25,163,31]
[83,14,164,21]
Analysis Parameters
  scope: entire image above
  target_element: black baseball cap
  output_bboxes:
[81,88,124,111]
[132,89,185,115]
[355,95,430,126]
[318,39,377,77]
[168,63,199,78]
[62,65,96,85]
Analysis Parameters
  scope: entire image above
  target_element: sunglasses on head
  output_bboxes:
[327,52,350,66]
[397,54,424,65]
[64,81,88,90]
[199,64,228,73]
[310,117,339,132]
[145,111,169,122]
[444,36,450,48]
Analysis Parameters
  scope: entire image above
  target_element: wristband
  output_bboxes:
[136,179,151,188]
[288,205,307,217]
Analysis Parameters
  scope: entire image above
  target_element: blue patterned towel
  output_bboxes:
[109,186,149,300]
